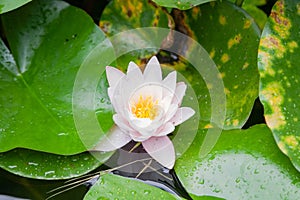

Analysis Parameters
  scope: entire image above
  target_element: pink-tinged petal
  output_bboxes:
[113,114,134,132]
[143,56,162,82]
[106,66,125,87]
[107,87,114,101]
[170,107,195,126]
[127,61,141,72]
[128,117,155,137]
[142,136,175,169]
[172,82,187,105]
[92,126,131,152]
[111,93,127,115]
[162,71,177,94]
[156,122,175,136]
[129,84,163,104]
[131,134,150,142]
[127,61,143,82]
[163,103,178,122]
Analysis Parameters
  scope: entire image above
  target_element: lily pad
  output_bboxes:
[228,0,267,30]
[0,0,110,154]
[0,0,31,14]
[175,125,300,199]
[152,0,214,10]
[241,0,267,30]
[84,173,182,200]
[99,0,172,69]
[0,148,113,180]
[258,0,300,172]
[177,1,260,129]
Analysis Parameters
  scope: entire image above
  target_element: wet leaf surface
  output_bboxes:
[175,125,300,199]
[0,0,31,14]
[258,0,300,172]
[0,148,113,179]
[152,0,214,10]
[170,1,260,129]
[84,173,183,200]
[99,0,172,70]
[0,0,109,154]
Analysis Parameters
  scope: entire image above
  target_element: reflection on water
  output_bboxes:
[0,167,89,200]
[0,144,191,200]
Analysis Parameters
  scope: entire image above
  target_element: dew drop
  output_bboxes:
[198,178,205,185]
[131,190,137,195]
[144,190,150,195]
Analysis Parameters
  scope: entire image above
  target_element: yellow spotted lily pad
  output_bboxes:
[258,0,300,172]
[99,0,171,69]
[172,1,260,129]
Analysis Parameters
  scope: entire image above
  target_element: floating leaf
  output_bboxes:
[152,0,214,10]
[0,0,31,14]
[175,125,300,199]
[228,0,267,29]
[0,0,109,154]
[84,173,182,200]
[0,149,113,179]
[99,0,172,69]
[172,1,260,129]
[258,0,300,172]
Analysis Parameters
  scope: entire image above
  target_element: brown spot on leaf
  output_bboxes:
[270,0,291,38]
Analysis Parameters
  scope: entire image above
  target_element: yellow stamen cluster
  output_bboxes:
[131,95,158,120]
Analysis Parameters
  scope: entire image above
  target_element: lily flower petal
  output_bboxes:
[162,71,177,95]
[142,136,175,169]
[106,66,125,87]
[155,122,175,136]
[172,82,187,106]
[171,107,195,126]
[143,56,162,82]
[92,126,131,152]
[113,114,134,132]
[97,56,195,169]
[127,61,141,72]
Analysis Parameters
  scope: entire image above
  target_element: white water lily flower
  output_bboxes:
[94,56,195,169]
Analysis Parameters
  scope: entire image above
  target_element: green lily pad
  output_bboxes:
[0,148,113,180]
[152,0,214,10]
[228,0,267,30]
[172,1,260,129]
[258,0,300,172]
[84,173,182,200]
[0,0,109,154]
[0,0,31,14]
[175,125,300,199]
[99,0,171,69]
[241,0,267,30]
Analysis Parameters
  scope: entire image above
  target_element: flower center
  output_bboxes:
[131,95,158,120]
